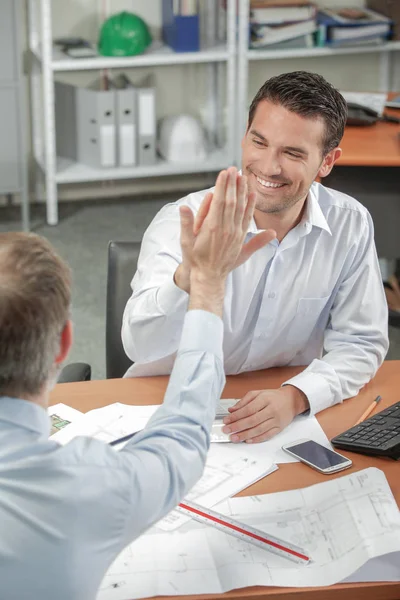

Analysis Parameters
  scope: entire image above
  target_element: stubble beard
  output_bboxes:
[253,187,305,215]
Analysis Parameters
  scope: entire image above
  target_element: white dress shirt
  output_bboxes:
[122,182,388,414]
[0,310,224,600]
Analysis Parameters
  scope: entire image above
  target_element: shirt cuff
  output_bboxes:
[179,310,223,363]
[156,276,188,317]
[282,371,334,416]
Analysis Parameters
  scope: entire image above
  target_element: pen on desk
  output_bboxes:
[109,431,141,447]
[354,395,382,426]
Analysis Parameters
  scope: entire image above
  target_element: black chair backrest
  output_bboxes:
[106,241,141,379]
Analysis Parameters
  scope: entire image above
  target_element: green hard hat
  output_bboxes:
[98,11,152,57]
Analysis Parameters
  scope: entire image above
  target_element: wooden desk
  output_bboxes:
[50,361,400,600]
[338,100,400,167]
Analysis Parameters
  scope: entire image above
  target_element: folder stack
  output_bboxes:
[110,74,156,167]
[55,76,156,169]
[316,7,392,47]
[249,0,317,49]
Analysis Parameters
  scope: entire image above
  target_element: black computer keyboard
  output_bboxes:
[331,400,400,460]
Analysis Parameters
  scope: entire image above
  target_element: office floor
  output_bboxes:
[1,194,400,380]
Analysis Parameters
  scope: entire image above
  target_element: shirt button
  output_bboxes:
[268,292,276,299]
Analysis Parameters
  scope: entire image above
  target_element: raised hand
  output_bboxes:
[175,167,276,293]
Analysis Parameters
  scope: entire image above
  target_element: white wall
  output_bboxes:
[21,0,397,202]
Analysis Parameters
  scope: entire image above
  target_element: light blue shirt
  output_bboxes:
[0,310,224,600]
[123,182,388,414]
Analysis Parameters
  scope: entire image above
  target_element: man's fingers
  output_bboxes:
[237,229,277,266]
[224,392,263,426]
[242,190,257,233]
[224,402,261,426]
[207,169,228,226]
[227,390,260,412]
[230,418,279,443]
[179,205,195,249]
[245,427,281,444]
[194,191,213,235]
[234,174,247,226]
[220,167,238,227]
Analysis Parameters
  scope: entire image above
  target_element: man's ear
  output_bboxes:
[55,320,73,365]
[318,147,342,178]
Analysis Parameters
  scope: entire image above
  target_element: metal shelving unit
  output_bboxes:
[28,0,237,225]
[28,0,400,226]
[236,0,400,163]
[0,0,29,230]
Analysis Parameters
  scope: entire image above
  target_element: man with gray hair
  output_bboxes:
[0,168,275,600]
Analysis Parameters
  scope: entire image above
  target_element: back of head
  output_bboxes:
[0,233,71,398]
[248,71,348,156]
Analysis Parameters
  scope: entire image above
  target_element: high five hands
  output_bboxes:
[175,167,277,293]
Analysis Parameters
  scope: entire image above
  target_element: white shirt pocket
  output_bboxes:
[287,296,331,346]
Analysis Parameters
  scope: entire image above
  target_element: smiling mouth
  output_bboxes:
[255,174,286,189]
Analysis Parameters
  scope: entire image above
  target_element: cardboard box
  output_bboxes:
[367,0,400,39]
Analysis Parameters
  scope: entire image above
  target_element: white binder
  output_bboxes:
[55,79,117,169]
[136,76,156,166]
[76,79,117,168]
[111,75,137,167]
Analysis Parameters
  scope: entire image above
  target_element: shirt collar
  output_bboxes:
[0,397,51,438]
[248,182,332,236]
[302,183,332,235]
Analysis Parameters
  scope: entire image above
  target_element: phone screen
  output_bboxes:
[287,440,348,469]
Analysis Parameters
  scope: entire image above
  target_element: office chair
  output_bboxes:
[106,241,141,379]
[59,241,141,383]
[58,362,91,383]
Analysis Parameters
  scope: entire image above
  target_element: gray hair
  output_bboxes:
[0,232,71,398]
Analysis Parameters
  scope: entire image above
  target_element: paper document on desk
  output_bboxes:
[52,402,277,532]
[48,403,83,436]
[51,402,157,445]
[268,412,331,463]
[52,400,330,463]
[155,443,277,531]
[98,468,400,599]
[216,400,331,460]
[52,401,236,445]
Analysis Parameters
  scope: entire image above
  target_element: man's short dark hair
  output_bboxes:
[248,71,348,156]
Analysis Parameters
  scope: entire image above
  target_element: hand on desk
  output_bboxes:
[222,385,309,443]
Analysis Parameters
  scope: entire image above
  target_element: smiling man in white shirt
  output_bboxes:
[122,71,388,444]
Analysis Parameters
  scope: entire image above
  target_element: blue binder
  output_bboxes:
[162,1,200,52]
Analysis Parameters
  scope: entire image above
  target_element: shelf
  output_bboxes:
[32,42,231,71]
[247,40,400,61]
[38,149,229,184]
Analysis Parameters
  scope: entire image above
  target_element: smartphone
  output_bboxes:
[282,439,352,474]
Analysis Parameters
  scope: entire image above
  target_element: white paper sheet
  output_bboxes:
[53,400,330,464]
[217,400,332,463]
[268,413,332,463]
[98,468,400,600]
[155,443,277,531]
[51,403,158,445]
[48,403,83,436]
[52,401,277,531]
